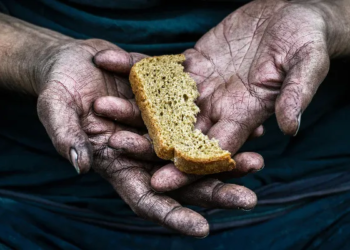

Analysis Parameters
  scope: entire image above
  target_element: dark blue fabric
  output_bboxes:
[0,0,350,249]
[61,0,251,9]
[63,0,162,9]
[0,188,350,249]
[0,0,245,55]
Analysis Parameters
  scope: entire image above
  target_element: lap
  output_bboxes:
[1,191,350,250]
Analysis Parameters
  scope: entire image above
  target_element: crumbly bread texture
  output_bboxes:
[129,54,235,175]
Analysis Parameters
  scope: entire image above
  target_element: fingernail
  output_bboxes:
[143,134,153,144]
[115,148,125,153]
[93,111,102,117]
[238,207,253,212]
[70,148,80,174]
[150,187,165,194]
[293,112,302,137]
[259,164,265,171]
[195,233,209,239]
[251,164,264,173]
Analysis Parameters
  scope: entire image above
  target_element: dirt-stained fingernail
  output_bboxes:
[70,148,80,174]
[150,186,165,194]
[293,112,302,137]
[251,164,264,173]
[239,207,253,212]
[143,134,153,144]
[195,232,210,239]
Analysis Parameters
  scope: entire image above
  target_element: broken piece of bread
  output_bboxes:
[129,54,235,175]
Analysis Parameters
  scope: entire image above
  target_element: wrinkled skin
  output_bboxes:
[149,0,337,190]
[36,39,260,237]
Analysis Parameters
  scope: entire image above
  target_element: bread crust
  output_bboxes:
[174,150,235,175]
[129,54,235,175]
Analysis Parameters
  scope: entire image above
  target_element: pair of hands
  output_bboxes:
[37,39,260,238]
[36,0,346,237]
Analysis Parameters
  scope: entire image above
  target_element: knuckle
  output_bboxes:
[211,181,225,204]
[133,190,156,216]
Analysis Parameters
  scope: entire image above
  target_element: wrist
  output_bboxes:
[0,13,74,95]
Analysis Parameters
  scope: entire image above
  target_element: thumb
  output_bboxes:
[37,88,93,174]
[206,119,254,154]
[93,49,148,74]
[276,47,330,136]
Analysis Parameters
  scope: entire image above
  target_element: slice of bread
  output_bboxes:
[129,54,235,175]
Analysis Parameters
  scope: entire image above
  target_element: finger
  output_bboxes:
[183,48,214,85]
[206,119,253,154]
[151,152,264,192]
[93,96,144,127]
[93,49,148,74]
[196,114,264,141]
[151,163,201,193]
[108,131,160,161]
[194,114,213,135]
[213,152,264,180]
[113,75,134,99]
[37,90,92,174]
[276,47,330,136]
[248,125,265,140]
[171,178,257,211]
[101,154,209,237]
[196,116,264,140]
